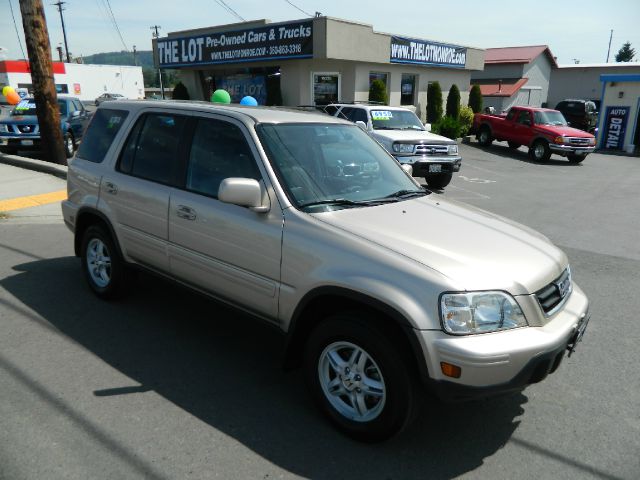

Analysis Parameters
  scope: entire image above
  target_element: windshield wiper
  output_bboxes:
[373,126,396,130]
[298,198,380,209]
[383,189,427,199]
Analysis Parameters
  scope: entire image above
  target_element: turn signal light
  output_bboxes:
[440,362,462,378]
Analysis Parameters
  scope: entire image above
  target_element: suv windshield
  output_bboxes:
[257,123,425,211]
[370,109,424,131]
[534,111,567,126]
[12,99,67,116]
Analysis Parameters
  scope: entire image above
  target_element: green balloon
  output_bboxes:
[211,89,231,104]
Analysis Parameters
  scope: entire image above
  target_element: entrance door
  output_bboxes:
[312,72,340,105]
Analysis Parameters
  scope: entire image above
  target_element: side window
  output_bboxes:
[517,111,531,125]
[117,113,187,185]
[76,108,129,163]
[185,118,260,198]
[506,109,517,121]
[339,107,354,121]
[353,108,368,123]
[324,105,338,116]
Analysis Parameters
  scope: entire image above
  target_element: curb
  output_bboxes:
[0,153,67,180]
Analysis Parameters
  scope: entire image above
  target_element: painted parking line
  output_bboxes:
[0,189,67,212]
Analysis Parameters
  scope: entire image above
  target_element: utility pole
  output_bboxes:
[150,25,165,99]
[19,0,66,165]
[53,1,71,62]
[56,44,63,62]
[132,44,137,66]
[606,29,613,63]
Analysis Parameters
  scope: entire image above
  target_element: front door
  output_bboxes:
[168,115,283,320]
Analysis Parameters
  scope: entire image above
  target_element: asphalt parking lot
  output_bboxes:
[1,142,639,479]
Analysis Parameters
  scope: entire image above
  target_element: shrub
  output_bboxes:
[458,105,474,136]
[369,79,388,104]
[468,84,483,113]
[172,81,190,100]
[426,81,443,124]
[432,116,462,140]
[446,84,461,119]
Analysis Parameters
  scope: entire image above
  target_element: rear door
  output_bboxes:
[168,115,283,320]
[99,110,188,272]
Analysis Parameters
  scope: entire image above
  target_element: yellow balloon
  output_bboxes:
[2,86,15,97]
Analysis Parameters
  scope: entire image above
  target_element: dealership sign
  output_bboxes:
[157,21,313,67]
[602,106,630,150]
[390,36,466,68]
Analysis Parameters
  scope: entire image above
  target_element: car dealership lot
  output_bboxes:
[1,145,639,479]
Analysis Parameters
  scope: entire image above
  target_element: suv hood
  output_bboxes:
[312,196,567,294]
[372,129,454,144]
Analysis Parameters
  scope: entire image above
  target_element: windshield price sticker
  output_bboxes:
[372,111,393,120]
[15,100,36,110]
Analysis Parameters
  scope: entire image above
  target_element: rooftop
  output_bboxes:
[485,45,558,68]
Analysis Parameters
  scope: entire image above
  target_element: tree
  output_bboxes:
[369,79,388,104]
[172,81,190,100]
[426,81,443,123]
[615,42,635,62]
[446,84,461,119]
[468,84,483,113]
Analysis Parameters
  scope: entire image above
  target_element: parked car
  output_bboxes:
[0,96,91,158]
[95,93,125,106]
[472,106,596,163]
[324,104,461,190]
[63,101,590,442]
[554,99,598,133]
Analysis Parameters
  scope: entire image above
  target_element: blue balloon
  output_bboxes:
[240,96,258,106]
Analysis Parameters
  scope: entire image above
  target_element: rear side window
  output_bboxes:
[118,113,187,185]
[76,108,129,163]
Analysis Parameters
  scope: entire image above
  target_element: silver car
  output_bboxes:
[62,101,590,442]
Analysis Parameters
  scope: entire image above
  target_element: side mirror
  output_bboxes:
[401,164,413,175]
[424,122,431,132]
[72,110,80,118]
[218,178,270,213]
[355,120,367,131]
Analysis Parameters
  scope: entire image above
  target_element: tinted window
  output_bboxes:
[118,113,187,184]
[506,109,517,121]
[516,111,531,125]
[76,108,129,163]
[339,107,354,121]
[352,108,368,123]
[185,118,260,198]
[324,105,339,116]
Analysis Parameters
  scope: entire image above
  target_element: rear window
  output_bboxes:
[76,109,129,163]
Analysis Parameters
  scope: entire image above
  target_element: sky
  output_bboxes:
[1,0,640,65]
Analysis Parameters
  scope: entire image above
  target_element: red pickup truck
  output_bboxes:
[472,106,596,163]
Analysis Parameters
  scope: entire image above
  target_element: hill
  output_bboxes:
[81,50,178,88]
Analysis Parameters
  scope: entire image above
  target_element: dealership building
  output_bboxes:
[153,17,484,120]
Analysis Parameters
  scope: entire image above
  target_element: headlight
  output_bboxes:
[448,144,458,155]
[440,291,527,335]
[554,136,566,145]
[0,124,8,133]
[392,143,414,154]
[588,137,596,146]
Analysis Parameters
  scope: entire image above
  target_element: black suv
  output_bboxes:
[554,99,598,133]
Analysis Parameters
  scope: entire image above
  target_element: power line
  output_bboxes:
[284,0,312,17]
[103,0,129,52]
[8,0,27,60]
[212,0,245,22]
[93,0,124,51]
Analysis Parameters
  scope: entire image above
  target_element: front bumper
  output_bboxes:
[418,283,590,401]
[394,155,462,176]
[549,144,595,156]
[0,135,42,151]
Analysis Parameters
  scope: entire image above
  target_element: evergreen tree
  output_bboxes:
[468,84,483,113]
[615,42,635,62]
[426,81,443,123]
[172,81,190,100]
[369,79,388,104]
[446,84,461,119]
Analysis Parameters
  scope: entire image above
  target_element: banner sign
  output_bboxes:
[601,106,630,150]
[215,75,267,105]
[157,21,313,67]
[390,36,466,68]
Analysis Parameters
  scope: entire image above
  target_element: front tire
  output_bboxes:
[425,172,453,190]
[567,153,586,163]
[477,126,493,146]
[80,225,125,299]
[529,140,551,162]
[304,314,418,442]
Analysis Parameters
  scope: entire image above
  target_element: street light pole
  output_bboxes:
[150,25,165,99]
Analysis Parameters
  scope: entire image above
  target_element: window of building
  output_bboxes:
[76,109,129,163]
[401,74,417,105]
[185,118,260,198]
[118,113,187,185]
[369,72,389,101]
[313,72,340,105]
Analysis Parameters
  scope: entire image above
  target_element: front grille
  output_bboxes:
[535,268,572,315]
[17,125,36,134]
[415,144,449,156]
[565,137,591,146]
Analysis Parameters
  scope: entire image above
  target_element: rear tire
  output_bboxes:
[304,313,418,442]
[477,126,493,146]
[426,172,453,190]
[80,225,126,299]
[567,153,586,163]
[529,140,551,162]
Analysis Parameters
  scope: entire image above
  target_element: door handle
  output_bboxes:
[176,205,196,220]
[104,182,118,194]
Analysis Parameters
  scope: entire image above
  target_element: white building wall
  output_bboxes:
[522,55,553,105]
